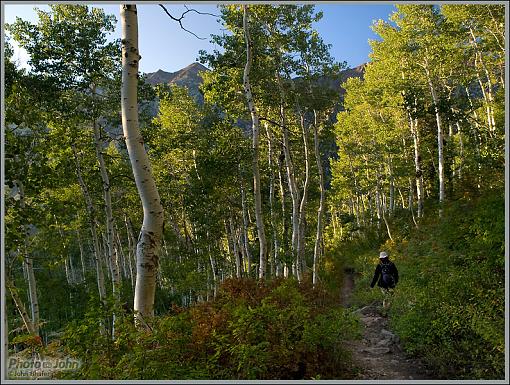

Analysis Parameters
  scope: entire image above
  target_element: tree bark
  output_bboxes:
[242,5,267,279]
[121,4,164,326]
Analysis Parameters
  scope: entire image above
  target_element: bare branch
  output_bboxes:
[183,4,220,19]
[159,4,218,40]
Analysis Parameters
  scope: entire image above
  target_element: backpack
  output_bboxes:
[381,262,395,288]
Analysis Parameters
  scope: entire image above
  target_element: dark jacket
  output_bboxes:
[370,259,399,289]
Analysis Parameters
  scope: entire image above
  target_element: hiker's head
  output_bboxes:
[379,251,389,260]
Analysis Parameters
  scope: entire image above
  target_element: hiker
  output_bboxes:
[370,251,399,309]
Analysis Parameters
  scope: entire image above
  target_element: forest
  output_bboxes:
[3,3,506,381]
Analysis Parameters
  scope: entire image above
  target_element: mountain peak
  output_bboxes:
[145,63,210,86]
[145,62,211,103]
[153,69,171,75]
[182,62,209,72]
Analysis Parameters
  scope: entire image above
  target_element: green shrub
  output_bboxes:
[60,278,361,380]
[339,190,505,379]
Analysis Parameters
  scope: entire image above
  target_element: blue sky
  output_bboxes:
[3,2,396,74]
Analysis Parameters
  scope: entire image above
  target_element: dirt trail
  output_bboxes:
[341,271,435,380]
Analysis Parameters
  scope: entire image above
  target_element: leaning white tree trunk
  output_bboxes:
[469,28,496,137]
[17,180,40,336]
[6,277,36,335]
[120,4,164,327]
[243,5,267,279]
[24,235,39,337]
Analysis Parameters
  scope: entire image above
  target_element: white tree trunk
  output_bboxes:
[24,249,39,336]
[92,117,121,300]
[408,178,418,228]
[243,5,267,279]
[239,173,252,277]
[114,224,128,279]
[227,218,241,278]
[401,71,424,218]
[377,171,393,241]
[312,111,325,287]
[76,229,87,282]
[388,155,395,214]
[277,91,300,277]
[465,86,483,188]
[423,58,445,211]
[297,112,310,282]
[470,28,496,136]
[410,112,424,218]
[72,144,107,301]
[209,255,217,297]
[265,122,278,279]
[276,145,289,277]
[124,214,137,292]
[101,233,112,281]
[121,4,165,326]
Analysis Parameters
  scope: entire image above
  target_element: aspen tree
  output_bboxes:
[242,5,267,279]
[120,4,164,325]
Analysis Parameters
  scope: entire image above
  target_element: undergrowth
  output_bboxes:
[55,278,361,380]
